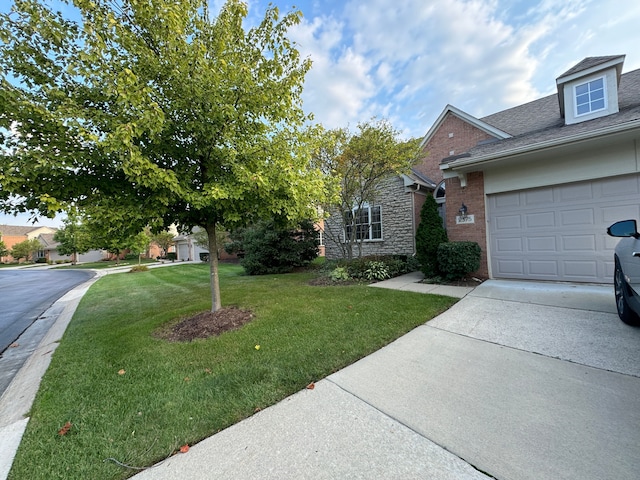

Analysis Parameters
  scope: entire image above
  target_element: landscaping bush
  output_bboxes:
[363,261,390,281]
[329,266,350,282]
[415,195,448,277]
[129,265,149,273]
[437,241,481,281]
[166,252,177,261]
[323,255,418,282]
[240,219,318,275]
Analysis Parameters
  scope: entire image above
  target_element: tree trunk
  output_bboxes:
[206,223,222,312]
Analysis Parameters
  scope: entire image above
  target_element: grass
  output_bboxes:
[53,257,159,270]
[9,263,457,480]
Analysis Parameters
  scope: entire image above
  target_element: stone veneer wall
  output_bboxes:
[323,175,421,260]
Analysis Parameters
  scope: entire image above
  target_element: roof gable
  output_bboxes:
[420,104,511,149]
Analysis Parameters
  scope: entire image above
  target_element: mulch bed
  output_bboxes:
[155,307,254,342]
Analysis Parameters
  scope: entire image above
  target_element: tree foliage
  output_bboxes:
[151,231,174,258]
[10,237,42,262]
[0,0,326,310]
[0,238,8,258]
[415,195,448,277]
[314,118,421,259]
[53,214,91,264]
[240,219,319,275]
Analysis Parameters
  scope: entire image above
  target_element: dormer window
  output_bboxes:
[575,76,606,116]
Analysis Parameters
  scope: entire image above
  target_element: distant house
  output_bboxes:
[172,228,209,262]
[37,233,105,263]
[324,55,640,284]
[0,225,57,262]
[0,224,105,263]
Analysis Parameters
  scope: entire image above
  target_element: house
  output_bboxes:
[173,228,209,261]
[325,55,640,284]
[323,170,436,259]
[0,225,105,263]
[0,225,57,262]
[37,233,105,263]
[431,55,640,284]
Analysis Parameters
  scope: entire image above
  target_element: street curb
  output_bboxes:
[0,275,99,480]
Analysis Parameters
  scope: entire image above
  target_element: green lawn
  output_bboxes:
[9,263,457,480]
[53,257,159,269]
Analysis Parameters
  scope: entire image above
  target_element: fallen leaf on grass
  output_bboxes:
[58,421,72,436]
[179,444,190,453]
[118,369,126,375]
[306,382,315,390]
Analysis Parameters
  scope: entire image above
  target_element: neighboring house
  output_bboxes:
[0,225,105,263]
[323,170,435,259]
[173,227,209,262]
[37,233,105,263]
[324,55,640,285]
[426,54,640,283]
[0,225,57,262]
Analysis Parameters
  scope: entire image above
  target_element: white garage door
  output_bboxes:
[488,174,640,283]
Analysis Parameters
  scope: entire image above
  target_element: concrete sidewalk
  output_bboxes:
[131,276,640,480]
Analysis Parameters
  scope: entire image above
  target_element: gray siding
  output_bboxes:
[324,176,417,259]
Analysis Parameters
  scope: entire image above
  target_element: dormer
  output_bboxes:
[556,55,625,125]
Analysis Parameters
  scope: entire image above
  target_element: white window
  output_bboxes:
[575,77,606,116]
[344,205,382,241]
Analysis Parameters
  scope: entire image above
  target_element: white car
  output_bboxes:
[607,219,640,326]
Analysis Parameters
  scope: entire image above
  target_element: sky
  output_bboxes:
[2,0,640,228]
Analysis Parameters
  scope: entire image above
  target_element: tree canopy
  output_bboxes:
[314,118,421,259]
[10,237,42,262]
[0,0,326,310]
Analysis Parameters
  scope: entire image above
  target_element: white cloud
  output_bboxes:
[281,0,640,139]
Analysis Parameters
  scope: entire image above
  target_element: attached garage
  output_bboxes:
[488,174,640,283]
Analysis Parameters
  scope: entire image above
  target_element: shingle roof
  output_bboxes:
[0,225,41,236]
[558,55,625,78]
[38,233,59,248]
[444,65,640,164]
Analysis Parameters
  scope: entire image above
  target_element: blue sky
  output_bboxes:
[2,0,640,227]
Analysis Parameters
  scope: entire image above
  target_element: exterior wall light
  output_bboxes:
[459,203,468,219]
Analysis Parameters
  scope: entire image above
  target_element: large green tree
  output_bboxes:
[314,119,421,259]
[0,0,325,311]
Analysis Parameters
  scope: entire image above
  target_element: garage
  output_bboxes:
[487,174,640,283]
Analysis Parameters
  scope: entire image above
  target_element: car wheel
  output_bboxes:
[614,259,640,326]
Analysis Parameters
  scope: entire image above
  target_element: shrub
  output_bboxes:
[240,219,318,275]
[129,265,149,273]
[329,266,350,282]
[166,252,177,261]
[323,255,417,282]
[363,261,390,281]
[437,242,481,281]
[415,196,448,277]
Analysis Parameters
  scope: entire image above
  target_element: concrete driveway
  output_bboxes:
[131,278,640,480]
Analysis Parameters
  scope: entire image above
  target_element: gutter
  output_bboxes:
[441,118,640,171]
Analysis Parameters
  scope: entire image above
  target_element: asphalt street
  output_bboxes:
[0,269,94,394]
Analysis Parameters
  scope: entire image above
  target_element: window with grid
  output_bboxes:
[344,205,382,241]
[575,77,606,116]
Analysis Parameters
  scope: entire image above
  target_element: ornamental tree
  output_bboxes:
[0,0,326,311]
[10,238,42,262]
[53,214,92,264]
[314,119,421,259]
